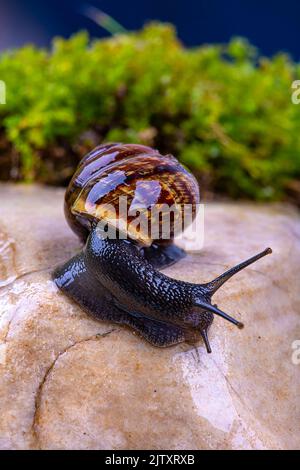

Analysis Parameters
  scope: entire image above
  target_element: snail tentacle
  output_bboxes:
[203,247,272,295]
[200,328,212,354]
[193,299,243,329]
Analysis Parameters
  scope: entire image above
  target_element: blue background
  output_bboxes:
[0,0,299,58]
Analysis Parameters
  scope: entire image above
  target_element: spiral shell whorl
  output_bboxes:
[65,143,200,245]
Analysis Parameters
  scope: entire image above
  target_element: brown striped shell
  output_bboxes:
[65,143,200,246]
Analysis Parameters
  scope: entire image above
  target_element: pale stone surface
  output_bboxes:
[0,183,299,450]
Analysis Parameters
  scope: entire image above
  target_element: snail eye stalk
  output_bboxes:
[194,300,243,328]
[204,248,272,295]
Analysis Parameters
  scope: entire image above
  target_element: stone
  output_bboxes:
[0,183,299,450]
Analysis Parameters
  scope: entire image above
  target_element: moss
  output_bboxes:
[0,23,299,200]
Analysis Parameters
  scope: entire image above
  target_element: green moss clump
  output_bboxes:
[0,23,299,201]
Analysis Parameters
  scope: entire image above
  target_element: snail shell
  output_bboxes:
[65,143,200,246]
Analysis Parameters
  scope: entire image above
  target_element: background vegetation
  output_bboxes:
[0,23,299,202]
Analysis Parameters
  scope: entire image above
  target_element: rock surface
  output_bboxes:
[0,183,299,450]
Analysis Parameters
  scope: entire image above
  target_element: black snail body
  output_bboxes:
[53,143,272,352]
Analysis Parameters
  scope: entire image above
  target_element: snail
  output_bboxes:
[53,143,272,353]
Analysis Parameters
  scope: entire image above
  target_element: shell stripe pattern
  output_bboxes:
[65,143,200,244]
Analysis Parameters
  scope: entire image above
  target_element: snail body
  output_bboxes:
[53,143,272,352]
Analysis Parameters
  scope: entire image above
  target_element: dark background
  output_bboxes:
[0,0,299,58]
